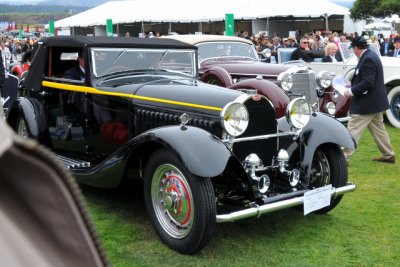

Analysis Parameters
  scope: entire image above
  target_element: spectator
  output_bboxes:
[125,32,130,37]
[322,42,342,62]
[343,37,395,164]
[388,36,400,57]
[379,35,393,56]
[287,36,299,48]
[291,37,313,62]
[270,37,282,63]
[282,38,290,48]
[311,34,324,51]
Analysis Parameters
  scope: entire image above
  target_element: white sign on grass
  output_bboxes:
[304,184,332,215]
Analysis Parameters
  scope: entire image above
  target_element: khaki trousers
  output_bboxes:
[343,112,394,159]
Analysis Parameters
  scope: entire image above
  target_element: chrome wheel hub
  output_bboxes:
[151,164,194,239]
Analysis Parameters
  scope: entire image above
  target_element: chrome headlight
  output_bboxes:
[325,102,336,115]
[317,71,332,89]
[221,102,249,137]
[285,98,311,129]
[277,72,293,91]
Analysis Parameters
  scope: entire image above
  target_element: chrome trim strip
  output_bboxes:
[216,183,356,223]
[222,132,296,144]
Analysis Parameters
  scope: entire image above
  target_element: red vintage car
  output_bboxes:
[165,35,350,122]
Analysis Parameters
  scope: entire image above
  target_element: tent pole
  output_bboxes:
[141,21,144,34]
[266,17,269,35]
[325,13,329,32]
[169,21,172,34]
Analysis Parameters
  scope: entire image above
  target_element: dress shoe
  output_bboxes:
[372,156,395,164]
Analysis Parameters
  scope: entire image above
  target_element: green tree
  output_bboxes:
[350,0,400,20]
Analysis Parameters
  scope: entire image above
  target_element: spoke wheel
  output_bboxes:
[309,146,348,214]
[151,163,194,239]
[144,149,216,254]
[386,86,400,128]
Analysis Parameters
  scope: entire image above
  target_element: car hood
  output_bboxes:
[97,76,243,116]
[200,60,291,79]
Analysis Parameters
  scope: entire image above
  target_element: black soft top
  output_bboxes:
[40,36,197,50]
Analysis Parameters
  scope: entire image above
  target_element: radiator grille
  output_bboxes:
[291,72,317,104]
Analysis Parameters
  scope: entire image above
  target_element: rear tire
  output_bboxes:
[144,149,216,254]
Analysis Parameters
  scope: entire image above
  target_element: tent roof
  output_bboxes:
[53,0,349,28]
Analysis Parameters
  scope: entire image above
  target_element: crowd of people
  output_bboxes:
[0,34,39,67]
[239,30,400,63]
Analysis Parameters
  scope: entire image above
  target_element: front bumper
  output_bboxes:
[216,183,356,223]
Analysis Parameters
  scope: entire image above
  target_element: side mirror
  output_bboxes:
[261,48,271,59]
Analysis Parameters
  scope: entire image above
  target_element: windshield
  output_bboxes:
[91,48,197,78]
[196,42,258,62]
[340,42,381,60]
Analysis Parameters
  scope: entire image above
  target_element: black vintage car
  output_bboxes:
[5,36,356,254]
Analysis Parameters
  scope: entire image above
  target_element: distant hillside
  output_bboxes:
[39,0,113,7]
[0,4,89,24]
[0,0,119,7]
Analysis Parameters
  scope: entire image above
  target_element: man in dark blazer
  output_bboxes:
[343,37,395,164]
[64,51,85,81]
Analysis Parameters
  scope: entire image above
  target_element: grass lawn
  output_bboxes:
[82,124,399,267]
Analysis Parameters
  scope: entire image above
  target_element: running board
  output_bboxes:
[57,155,91,169]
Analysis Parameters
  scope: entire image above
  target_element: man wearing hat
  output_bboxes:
[388,36,400,57]
[287,36,299,48]
[343,37,395,164]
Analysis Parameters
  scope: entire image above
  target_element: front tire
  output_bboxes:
[386,86,400,128]
[309,145,348,214]
[144,149,216,254]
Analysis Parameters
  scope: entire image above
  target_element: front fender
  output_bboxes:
[278,112,355,174]
[229,79,290,118]
[142,125,233,178]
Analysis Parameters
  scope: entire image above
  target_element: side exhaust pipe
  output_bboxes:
[216,183,356,223]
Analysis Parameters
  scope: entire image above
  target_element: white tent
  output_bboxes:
[53,0,349,28]
[364,22,394,31]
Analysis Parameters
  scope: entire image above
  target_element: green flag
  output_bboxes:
[225,14,234,36]
[106,19,113,37]
[49,20,55,36]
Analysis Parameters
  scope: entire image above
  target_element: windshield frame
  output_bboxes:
[196,41,259,63]
[89,47,198,79]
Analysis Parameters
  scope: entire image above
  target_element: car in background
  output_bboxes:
[164,35,350,123]
[5,36,355,254]
[278,42,400,128]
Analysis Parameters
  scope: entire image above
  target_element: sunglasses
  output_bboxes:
[302,42,309,44]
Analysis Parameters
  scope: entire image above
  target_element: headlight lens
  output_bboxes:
[325,102,336,115]
[221,102,249,137]
[286,98,311,129]
[277,72,293,91]
[317,71,332,88]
